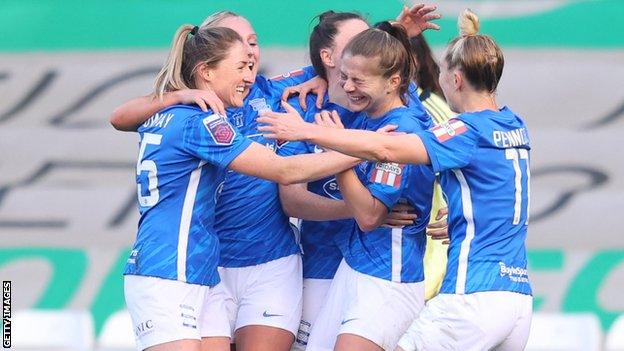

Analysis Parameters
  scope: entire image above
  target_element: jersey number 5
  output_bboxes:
[505,148,530,225]
[137,133,163,207]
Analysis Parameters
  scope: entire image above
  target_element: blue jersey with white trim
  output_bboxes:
[337,107,435,283]
[278,94,361,279]
[279,88,431,280]
[124,105,252,286]
[418,107,532,295]
[215,69,314,267]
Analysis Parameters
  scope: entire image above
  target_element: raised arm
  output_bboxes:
[257,102,431,165]
[228,142,360,186]
[110,90,225,131]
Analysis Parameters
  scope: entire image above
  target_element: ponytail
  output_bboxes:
[153,25,243,99]
[343,22,416,103]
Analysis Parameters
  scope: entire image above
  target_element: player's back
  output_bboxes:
[433,107,532,295]
[126,104,251,286]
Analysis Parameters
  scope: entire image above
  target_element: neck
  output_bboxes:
[456,89,498,113]
[368,94,405,119]
[326,68,350,107]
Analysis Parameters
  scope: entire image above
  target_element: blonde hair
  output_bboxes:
[201,11,239,29]
[444,9,504,93]
[153,25,242,98]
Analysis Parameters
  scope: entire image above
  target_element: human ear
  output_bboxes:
[320,48,335,68]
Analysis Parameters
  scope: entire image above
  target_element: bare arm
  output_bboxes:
[257,104,431,165]
[279,183,351,220]
[110,90,226,131]
[336,169,388,232]
[228,142,360,186]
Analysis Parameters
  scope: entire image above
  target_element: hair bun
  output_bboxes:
[458,9,480,37]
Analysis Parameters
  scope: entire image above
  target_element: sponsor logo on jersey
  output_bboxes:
[432,118,467,142]
[203,114,236,145]
[270,69,305,81]
[498,262,530,283]
[134,319,154,337]
[370,162,404,188]
[322,178,341,199]
[262,310,283,317]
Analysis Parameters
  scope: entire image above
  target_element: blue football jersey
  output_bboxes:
[336,107,435,283]
[278,94,361,279]
[215,69,315,267]
[124,105,252,286]
[418,107,532,295]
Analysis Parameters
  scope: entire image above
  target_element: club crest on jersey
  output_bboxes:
[432,119,467,142]
[249,98,271,114]
[203,114,236,145]
[231,112,244,128]
[270,69,305,81]
[370,162,404,188]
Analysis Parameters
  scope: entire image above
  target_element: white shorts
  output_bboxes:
[203,254,303,339]
[397,291,533,351]
[124,275,229,351]
[306,260,425,351]
[292,278,333,350]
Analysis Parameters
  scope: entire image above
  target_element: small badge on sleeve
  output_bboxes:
[203,114,236,145]
[432,118,467,142]
[270,69,305,81]
[370,162,404,188]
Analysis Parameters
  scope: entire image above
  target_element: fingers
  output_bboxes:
[391,203,415,213]
[396,5,409,22]
[408,3,426,14]
[330,110,345,128]
[299,90,308,112]
[281,86,298,101]
[377,124,399,133]
[427,220,447,230]
[436,207,448,221]
[281,100,298,114]
[194,98,208,112]
[316,89,325,109]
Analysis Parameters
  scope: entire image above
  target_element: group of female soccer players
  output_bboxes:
[110,3,532,351]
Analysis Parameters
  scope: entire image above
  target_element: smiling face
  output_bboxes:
[339,53,401,117]
[217,16,259,83]
[203,41,254,108]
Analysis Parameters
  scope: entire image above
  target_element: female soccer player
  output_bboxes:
[112,7,439,351]
[277,11,438,350]
[259,9,533,351]
[124,25,361,351]
[283,23,436,350]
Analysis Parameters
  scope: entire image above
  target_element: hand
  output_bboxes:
[376,124,404,136]
[396,3,441,37]
[174,89,226,116]
[383,203,418,228]
[426,206,449,245]
[281,76,328,111]
[314,110,344,129]
[257,100,309,141]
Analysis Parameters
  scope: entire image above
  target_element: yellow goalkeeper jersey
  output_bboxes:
[418,88,456,300]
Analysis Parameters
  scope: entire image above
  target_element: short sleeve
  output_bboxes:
[417,118,479,173]
[182,113,252,169]
[363,162,408,210]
